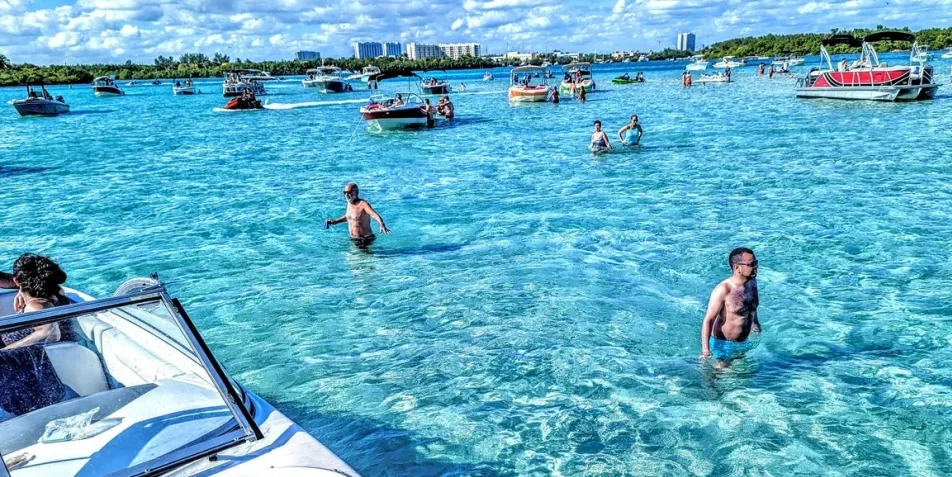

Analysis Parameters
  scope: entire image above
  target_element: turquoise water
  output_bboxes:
[3,56,952,476]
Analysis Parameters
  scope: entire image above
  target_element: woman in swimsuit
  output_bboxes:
[589,120,612,152]
[1,253,69,350]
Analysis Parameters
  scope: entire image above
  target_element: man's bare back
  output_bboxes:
[700,249,761,362]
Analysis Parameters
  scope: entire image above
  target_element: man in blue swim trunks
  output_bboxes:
[700,247,761,365]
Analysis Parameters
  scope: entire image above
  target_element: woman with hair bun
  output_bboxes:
[0,253,70,349]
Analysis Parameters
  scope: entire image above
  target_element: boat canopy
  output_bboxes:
[511,66,545,73]
[864,31,916,43]
[92,76,114,82]
[821,34,863,48]
[368,69,421,82]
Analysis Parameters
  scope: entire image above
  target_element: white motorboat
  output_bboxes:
[0,277,362,477]
[236,69,277,81]
[222,70,267,97]
[638,54,648,62]
[359,70,433,130]
[773,56,805,67]
[91,76,124,97]
[172,80,198,95]
[303,67,352,93]
[942,48,952,59]
[10,85,70,117]
[482,71,494,81]
[713,56,744,68]
[559,62,595,93]
[686,55,709,71]
[508,66,551,102]
[345,66,381,82]
[911,45,934,62]
[696,72,731,84]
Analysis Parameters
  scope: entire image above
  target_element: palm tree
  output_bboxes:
[0,54,8,69]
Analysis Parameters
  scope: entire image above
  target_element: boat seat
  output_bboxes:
[45,342,109,397]
[0,384,156,455]
[0,289,17,318]
[98,328,184,387]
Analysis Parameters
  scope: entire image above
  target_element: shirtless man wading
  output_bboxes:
[325,183,391,248]
[700,247,761,364]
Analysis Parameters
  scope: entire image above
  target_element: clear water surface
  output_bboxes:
[2,55,951,476]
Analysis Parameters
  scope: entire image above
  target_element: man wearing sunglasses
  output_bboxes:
[700,247,761,365]
[325,183,391,248]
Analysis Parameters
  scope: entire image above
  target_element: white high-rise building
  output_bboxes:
[438,43,481,59]
[677,33,696,52]
[353,42,383,59]
[406,43,444,60]
[383,42,402,57]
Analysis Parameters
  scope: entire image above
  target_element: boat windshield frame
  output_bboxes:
[0,285,262,477]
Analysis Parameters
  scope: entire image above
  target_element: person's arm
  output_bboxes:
[324,215,346,229]
[634,125,643,145]
[617,125,630,142]
[603,132,613,150]
[751,281,761,333]
[4,324,62,349]
[700,283,727,359]
[0,271,14,289]
[363,203,390,234]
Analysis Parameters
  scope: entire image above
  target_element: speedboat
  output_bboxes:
[559,62,595,94]
[238,69,277,82]
[638,54,648,62]
[172,80,198,95]
[508,66,551,102]
[696,72,731,84]
[0,276,362,476]
[686,55,709,71]
[912,45,934,62]
[420,77,451,95]
[359,70,430,130]
[345,66,381,82]
[10,85,70,117]
[302,67,352,93]
[796,32,939,101]
[941,48,952,59]
[713,56,744,68]
[222,70,267,97]
[91,76,124,97]
[482,71,494,81]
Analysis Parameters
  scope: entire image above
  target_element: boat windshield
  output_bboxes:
[0,289,258,476]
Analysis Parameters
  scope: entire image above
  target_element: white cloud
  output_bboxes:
[119,24,139,37]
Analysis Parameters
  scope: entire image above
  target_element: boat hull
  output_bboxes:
[303,79,349,93]
[11,99,70,117]
[421,84,451,95]
[93,86,124,97]
[796,84,937,101]
[686,64,708,71]
[173,87,197,95]
[508,86,549,102]
[361,106,428,130]
[559,80,594,93]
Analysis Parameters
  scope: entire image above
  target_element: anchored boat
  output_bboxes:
[91,77,124,97]
[303,67,352,93]
[508,66,551,102]
[10,85,70,117]
[559,62,595,94]
[686,55,709,71]
[359,70,430,130]
[0,277,362,477]
[796,32,939,102]
[222,70,267,98]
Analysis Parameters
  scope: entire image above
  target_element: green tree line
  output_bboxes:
[702,25,951,57]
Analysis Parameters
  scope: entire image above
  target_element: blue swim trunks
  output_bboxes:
[709,337,757,363]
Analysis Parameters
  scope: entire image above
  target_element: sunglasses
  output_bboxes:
[736,260,759,267]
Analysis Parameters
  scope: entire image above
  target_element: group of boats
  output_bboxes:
[505,63,597,103]
[685,55,806,71]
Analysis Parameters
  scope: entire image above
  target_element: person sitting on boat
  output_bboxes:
[27,87,38,99]
[589,120,612,151]
[838,59,849,72]
[393,93,404,106]
[636,72,644,82]
[621,72,630,80]
[563,72,571,81]
[618,114,643,146]
[0,253,71,349]
[324,183,391,249]
[175,80,182,87]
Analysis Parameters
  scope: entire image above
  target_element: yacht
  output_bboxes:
[0,277,362,477]
[345,66,381,82]
[713,56,744,68]
[303,67,351,93]
[91,76,124,97]
[237,69,277,81]
[10,85,70,116]
[222,70,267,97]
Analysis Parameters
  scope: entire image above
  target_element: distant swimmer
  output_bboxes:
[700,247,761,366]
[589,120,612,152]
[617,114,643,146]
[325,183,391,248]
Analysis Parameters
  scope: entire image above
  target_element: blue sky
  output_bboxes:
[1,0,949,65]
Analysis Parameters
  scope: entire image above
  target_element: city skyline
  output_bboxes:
[1,0,949,65]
